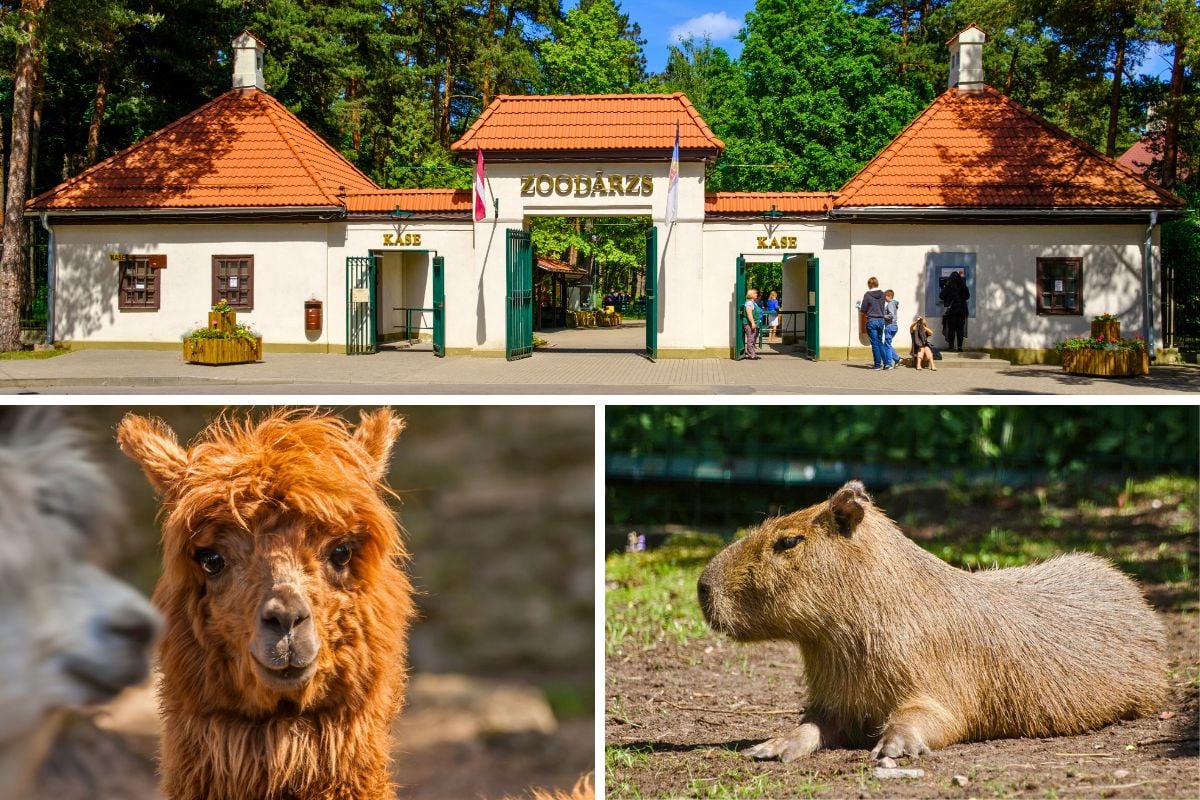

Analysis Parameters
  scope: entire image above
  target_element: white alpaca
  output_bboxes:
[0,408,160,800]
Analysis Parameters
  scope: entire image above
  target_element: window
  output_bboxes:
[1036,257,1082,315]
[118,256,161,310]
[213,255,254,310]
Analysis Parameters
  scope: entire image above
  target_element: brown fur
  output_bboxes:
[118,409,415,800]
[698,481,1167,762]
[524,773,594,800]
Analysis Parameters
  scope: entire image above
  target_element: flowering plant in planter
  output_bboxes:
[182,303,262,364]
[1057,333,1147,377]
[1092,312,1120,322]
[1056,334,1145,353]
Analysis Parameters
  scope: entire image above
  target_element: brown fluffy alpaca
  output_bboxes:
[117,409,415,800]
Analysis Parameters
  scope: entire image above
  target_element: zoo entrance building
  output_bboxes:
[27,28,1185,363]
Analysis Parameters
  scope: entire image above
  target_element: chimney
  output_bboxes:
[947,25,987,92]
[232,30,265,90]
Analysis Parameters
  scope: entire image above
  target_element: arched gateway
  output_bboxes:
[27,28,1183,364]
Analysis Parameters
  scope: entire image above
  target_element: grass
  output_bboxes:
[0,347,68,359]
[684,766,825,799]
[543,682,593,719]
[605,531,724,656]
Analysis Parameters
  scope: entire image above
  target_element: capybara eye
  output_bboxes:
[330,543,353,568]
[194,549,225,576]
[773,535,804,552]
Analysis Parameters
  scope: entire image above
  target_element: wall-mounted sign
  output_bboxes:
[351,287,371,303]
[383,233,422,247]
[520,172,653,198]
[108,253,167,268]
[756,236,797,250]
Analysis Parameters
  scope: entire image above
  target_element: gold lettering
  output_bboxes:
[574,175,591,196]
[626,175,640,194]
[536,175,553,196]
[413,233,421,246]
[757,237,767,248]
[383,233,395,246]
[608,175,623,195]
[591,170,608,196]
[641,175,653,195]
[787,236,797,248]
[520,175,535,196]
[555,175,572,195]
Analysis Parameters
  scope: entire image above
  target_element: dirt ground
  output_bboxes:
[606,606,1198,800]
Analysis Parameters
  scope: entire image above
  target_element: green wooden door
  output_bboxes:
[433,255,445,357]
[506,229,533,360]
[645,226,658,361]
[346,255,377,355]
[806,256,820,360]
[734,255,746,359]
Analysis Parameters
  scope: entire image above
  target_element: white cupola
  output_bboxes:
[232,30,266,91]
[947,24,987,93]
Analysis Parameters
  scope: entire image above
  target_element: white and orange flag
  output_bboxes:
[473,149,488,222]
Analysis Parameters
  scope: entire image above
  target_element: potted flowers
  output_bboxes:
[1057,330,1148,377]
[1090,313,1122,342]
[183,303,262,365]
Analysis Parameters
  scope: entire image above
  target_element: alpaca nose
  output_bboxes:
[106,609,160,647]
[260,587,312,636]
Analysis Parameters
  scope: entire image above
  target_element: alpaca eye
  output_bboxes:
[773,535,804,552]
[195,549,225,576]
[330,544,352,568]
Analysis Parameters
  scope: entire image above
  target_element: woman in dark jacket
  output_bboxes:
[939,272,970,352]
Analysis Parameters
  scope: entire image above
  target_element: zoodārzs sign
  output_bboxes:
[520,171,653,198]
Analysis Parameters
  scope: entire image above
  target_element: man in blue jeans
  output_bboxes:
[859,277,889,370]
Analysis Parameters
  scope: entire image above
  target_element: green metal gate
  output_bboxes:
[806,256,820,360]
[505,229,533,360]
[645,226,658,361]
[346,255,377,355]
[734,255,747,359]
[433,255,445,357]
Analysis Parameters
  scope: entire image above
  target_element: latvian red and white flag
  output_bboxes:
[666,121,680,225]
[473,148,488,222]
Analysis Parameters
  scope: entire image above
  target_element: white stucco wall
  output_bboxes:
[53,222,332,346]
[839,223,1160,354]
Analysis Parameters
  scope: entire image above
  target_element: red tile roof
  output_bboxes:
[28,88,377,210]
[836,87,1182,209]
[705,192,837,214]
[536,255,588,277]
[343,188,471,214]
[451,93,724,156]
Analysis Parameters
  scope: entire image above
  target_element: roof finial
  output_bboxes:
[232,31,265,91]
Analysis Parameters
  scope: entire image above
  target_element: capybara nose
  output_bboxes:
[260,587,312,636]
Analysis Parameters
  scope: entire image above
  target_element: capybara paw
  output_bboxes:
[869,725,931,761]
[743,724,822,762]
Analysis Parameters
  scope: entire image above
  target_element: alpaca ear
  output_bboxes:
[353,408,406,480]
[116,414,188,496]
[826,480,870,536]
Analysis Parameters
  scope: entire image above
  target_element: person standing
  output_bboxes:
[766,290,781,339]
[939,271,970,352]
[743,288,762,360]
[882,289,900,367]
[859,277,888,370]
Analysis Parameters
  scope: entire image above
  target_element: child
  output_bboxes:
[910,316,936,371]
[766,290,781,339]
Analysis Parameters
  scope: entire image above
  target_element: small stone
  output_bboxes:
[1066,769,1076,778]
[951,774,969,787]
[877,757,898,769]
[874,767,925,779]
[1113,769,1130,780]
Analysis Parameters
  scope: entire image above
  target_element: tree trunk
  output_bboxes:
[1105,28,1127,158]
[86,54,111,165]
[0,0,47,352]
[27,64,43,314]
[1005,41,1020,95]
[1160,36,1184,189]
[440,58,453,147]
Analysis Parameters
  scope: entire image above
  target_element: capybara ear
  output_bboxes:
[826,480,871,536]
[116,413,188,496]
[353,408,406,480]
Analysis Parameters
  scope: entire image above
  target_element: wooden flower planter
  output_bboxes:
[184,336,262,365]
[1090,319,1121,341]
[208,310,238,333]
[1061,348,1148,377]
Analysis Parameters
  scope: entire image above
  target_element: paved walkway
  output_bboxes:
[3,324,1196,395]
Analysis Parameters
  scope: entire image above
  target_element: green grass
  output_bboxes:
[0,347,68,359]
[684,766,824,799]
[543,682,593,719]
[606,531,724,656]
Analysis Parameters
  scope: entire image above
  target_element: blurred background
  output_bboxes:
[38,405,594,800]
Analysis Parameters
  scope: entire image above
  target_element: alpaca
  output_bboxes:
[117,408,415,800]
[0,407,160,800]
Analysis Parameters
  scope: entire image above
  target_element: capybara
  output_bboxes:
[697,481,1167,762]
